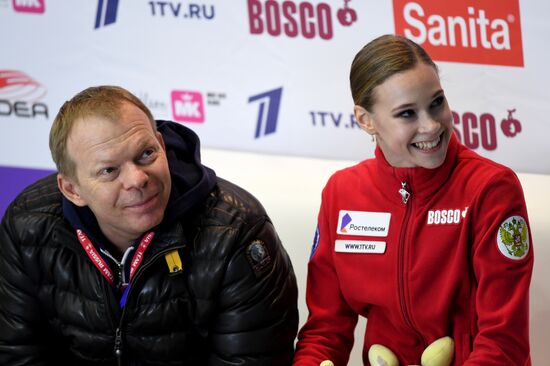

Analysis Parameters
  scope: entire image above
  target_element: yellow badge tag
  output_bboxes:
[164,250,183,273]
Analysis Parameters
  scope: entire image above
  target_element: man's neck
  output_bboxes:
[100,228,136,259]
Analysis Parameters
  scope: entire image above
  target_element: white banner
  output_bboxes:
[0,0,547,174]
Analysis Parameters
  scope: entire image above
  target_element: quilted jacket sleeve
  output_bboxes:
[0,194,55,365]
[206,214,299,365]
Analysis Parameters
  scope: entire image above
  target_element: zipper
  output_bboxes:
[100,246,134,291]
[397,181,426,347]
[114,327,123,366]
[112,245,186,363]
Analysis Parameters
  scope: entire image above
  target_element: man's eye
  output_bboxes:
[142,149,154,158]
[100,167,116,176]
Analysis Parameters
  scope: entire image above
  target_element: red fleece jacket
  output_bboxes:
[294,134,533,366]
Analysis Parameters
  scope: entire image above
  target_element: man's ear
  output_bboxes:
[354,105,377,136]
[156,131,166,151]
[57,173,86,207]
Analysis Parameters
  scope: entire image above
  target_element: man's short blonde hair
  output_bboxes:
[49,85,155,179]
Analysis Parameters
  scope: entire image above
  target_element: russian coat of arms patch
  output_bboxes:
[497,216,529,260]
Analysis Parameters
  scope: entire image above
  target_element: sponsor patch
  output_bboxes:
[246,240,271,277]
[310,225,320,259]
[427,207,468,225]
[497,216,529,260]
[335,240,386,254]
[337,210,391,237]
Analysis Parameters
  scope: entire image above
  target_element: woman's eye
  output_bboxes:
[431,96,445,108]
[398,109,415,119]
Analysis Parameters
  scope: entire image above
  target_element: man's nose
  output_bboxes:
[122,164,148,189]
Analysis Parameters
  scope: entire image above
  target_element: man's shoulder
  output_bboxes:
[212,177,266,216]
[2,173,64,245]
[6,173,62,218]
[204,177,268,224]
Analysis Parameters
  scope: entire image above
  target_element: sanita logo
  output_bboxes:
[12,0,45,13]
[0,70,49,118]
[95,0,119,29]
[427,207,468,225]
[393,0,523,67]
[248,87,282,139]
[248,0,358,40]
[171,90,205,123]
[452,108,522,151]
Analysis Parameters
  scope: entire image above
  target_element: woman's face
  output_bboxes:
[355,62,453,169]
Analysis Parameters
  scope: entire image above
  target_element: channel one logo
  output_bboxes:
[171,90,205,123]
[94,0,119,29]
[12,0,45,13]
[393,0,523,67]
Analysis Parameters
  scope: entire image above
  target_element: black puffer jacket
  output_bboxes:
[0,122,298,365]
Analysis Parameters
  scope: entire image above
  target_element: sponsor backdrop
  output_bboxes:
[1,0,547,211]
[1,1,550,364]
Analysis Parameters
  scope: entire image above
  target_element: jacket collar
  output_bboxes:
[373,133,459,205]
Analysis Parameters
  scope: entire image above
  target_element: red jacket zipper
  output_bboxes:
[397,181,426,348]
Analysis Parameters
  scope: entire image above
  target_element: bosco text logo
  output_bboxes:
[248,0,358,40]
[393,0,523,67]
[452,108,522,151]
[171,90,205,123]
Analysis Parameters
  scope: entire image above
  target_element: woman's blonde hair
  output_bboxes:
[350,34,437,111]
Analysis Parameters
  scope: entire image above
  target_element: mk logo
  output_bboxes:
[12,0,45,13]
[171,90,205,123]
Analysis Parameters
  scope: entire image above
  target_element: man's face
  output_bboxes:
[59,102,171,247]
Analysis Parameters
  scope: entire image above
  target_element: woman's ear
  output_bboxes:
[354,105,377,136]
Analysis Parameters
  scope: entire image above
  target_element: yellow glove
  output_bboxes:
[421,337,454,366]
[368,344,399,366]
[367,336,454,366]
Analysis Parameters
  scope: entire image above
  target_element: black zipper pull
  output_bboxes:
[399,181,411,204]
[114,327,123,366]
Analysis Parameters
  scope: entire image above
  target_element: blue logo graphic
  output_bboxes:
[340,213,352,232]
[95,0,119,29]
[248,87,282,139]
[309,225,320,260]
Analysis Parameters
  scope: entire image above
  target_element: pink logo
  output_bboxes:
[171,90,205,123]
[0,70,47,101]
[12,0,45,13]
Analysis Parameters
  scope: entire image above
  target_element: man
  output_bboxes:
[0,86,298,365]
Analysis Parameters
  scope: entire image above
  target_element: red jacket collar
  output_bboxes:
[373,133,459,204]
